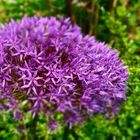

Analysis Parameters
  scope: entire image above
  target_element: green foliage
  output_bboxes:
[0,0,140,139]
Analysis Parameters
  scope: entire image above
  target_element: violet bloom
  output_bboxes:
[0,16,128,128]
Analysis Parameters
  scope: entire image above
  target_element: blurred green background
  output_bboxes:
[0,0,140,139]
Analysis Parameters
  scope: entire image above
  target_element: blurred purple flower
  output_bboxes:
[0,16,128,129]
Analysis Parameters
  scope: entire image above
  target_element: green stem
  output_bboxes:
[71,128,79,140]
[29,116,38,140]
[111,0,118,15]
[89,0,95,35]
[65,0,75,23]
[63,125,79,140]
[63,125,70,140]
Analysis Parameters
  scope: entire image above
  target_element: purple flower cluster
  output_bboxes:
[0,16,128,127]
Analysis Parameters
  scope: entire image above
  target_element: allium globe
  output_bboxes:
[0,16,128,128]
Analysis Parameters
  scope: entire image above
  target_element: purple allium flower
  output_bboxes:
[0,16,128,128]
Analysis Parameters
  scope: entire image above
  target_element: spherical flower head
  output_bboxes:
[0,16,128,128]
